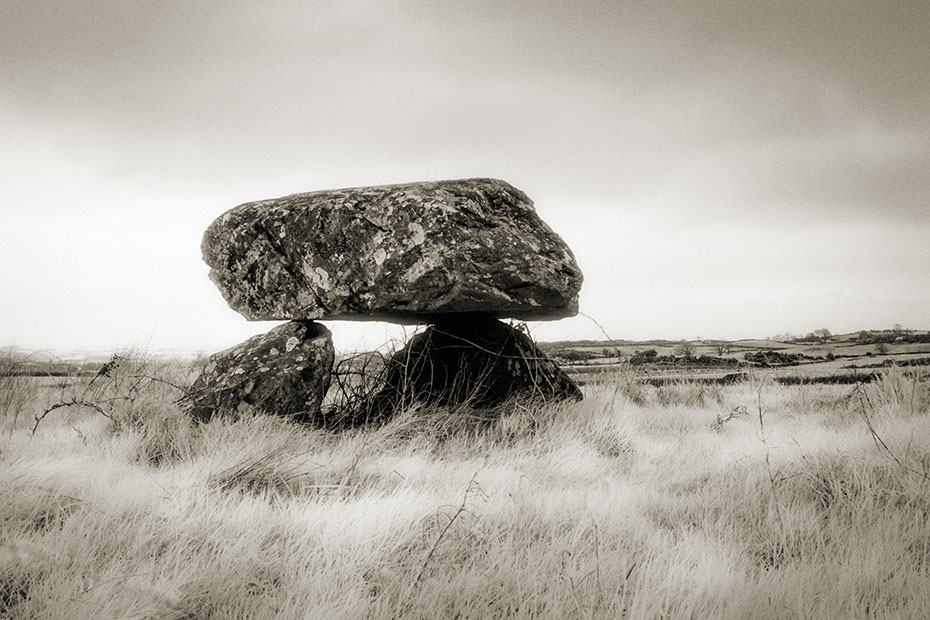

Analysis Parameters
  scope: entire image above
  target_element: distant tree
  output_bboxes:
[858,330,872,342]
[675,341,696,359]
[892,324,905,340]
[714,343,730,356]
[813,328,832,343]
[875,342,889,354]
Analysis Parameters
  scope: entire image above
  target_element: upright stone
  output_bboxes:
[182,321,334,423]
[201,178,582,324]
[357,316,582,424]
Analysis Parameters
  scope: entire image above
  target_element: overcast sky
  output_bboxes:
[2,0,928,354]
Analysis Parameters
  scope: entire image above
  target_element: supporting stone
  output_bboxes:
[182,321,334,422]
[357,316,582,424]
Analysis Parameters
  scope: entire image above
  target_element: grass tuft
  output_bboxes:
[1,357,929,618]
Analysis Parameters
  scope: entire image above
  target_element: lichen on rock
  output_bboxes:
[180,320,334,422]
[201,178,583,323]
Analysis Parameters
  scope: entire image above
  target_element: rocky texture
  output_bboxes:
[201,178,582,323]
[191,178,585,426]
[182,321,334,422]
[357,316,582,423]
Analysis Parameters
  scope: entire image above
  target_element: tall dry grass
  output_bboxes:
[1,355,929,619]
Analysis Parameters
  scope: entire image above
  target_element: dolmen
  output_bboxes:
[183,178,584,425]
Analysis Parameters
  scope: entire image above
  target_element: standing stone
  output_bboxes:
[201,178,582,323]
[357,316,582,424]
[182,321,334,423]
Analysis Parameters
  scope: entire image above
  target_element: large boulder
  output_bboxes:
[356,316,582,424]
[201,178,582,323]
[182,321,334,422]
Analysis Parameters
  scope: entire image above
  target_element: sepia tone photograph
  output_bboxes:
[2,1,929,618]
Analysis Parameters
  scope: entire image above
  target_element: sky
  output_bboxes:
[2,0,929,355]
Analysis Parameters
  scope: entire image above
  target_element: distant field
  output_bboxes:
[543,331,930,387]
[2,352,929,619]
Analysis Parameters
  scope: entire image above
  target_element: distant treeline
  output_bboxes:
[849,357,930,369]
[578,372,880,387]
[539,339,678,352]
[741,351,824,367]
[771,330,930,345]
[1,367,98,377]
[854,331,930,345]
[554,348,829,369]
[542,329,930,351]
[627,351,740,367]
[773,374,879,385]
[0,360,100,377]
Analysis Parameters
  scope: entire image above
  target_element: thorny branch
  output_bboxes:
[412,471,485,587]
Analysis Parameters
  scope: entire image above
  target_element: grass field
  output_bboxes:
[2,355,930,619]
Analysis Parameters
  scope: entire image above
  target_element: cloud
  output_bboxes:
[8,0,924,221]
[2,1,928,350]
[683,0,930,119]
